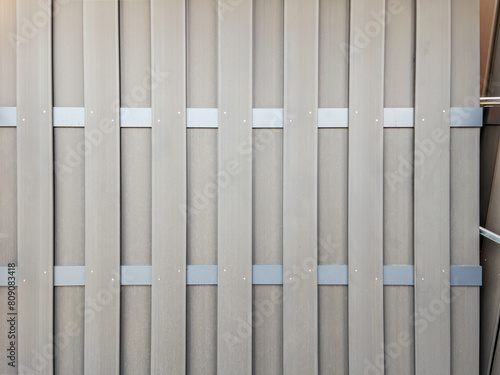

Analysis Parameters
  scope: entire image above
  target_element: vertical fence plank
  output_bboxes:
[348,0,385,373]
[120,1,152,374]
[217,0,253,373]
[150,0,187,373]
[186,1,218,373]
[17,0,54,373]
[53,1,85,373]
[383,1,415,374]
[216,0,253,372]
[450,0,480,374]
[0,2,17,373]
[186,130,218,375]
[253,0,284,373]
[317,0,349,373]
[83,1,121,373]
[414,0,451,373]
[283,0,319,374]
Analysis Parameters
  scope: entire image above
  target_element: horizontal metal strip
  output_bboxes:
[383,265,414,285]
[120,108,152,127]
[0,107,482,128]
[53,107,85,127]
[450,265,482,286]
[480,226,500,245]
[318,108,349,128]
[450,107,483,127]
[0,265,482,286]
[0,107,16,126]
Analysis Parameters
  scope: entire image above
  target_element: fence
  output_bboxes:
[0,0,482,374]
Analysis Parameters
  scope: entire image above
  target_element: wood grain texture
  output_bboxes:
[217,0,253,373]
[120,129,152,375]
[348,0,385,373]
[83,1,121,373]
[318,0,348,108]
[16,0,54,373]
[54,129,85,375]
[186,1,218,372]
[187,0,217,108]
[53,0,83,107]
[150,0,187,373]
[318,129,348,375]
[253,129,283,374]
[0,0,16,106]
[253,0,283,108]
[186,130,217,375]
[414,0,451,373]
[0,128,16,375]
[252,2,283,369]
[317,4,349,370]
[283,0,319,374]
[383,1,415,374]
[53,3,85,372]
[450,1,480,374]
[119,3,152,372]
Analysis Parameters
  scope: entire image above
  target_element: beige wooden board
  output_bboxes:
[317,2,349,368]
[0,128,16,375]
[384,0,414,107]
[217,0,253,372]
[54,129,85,375]
[52,2,85,372]
[0,129,16,263]
[187,286,217,375]
[383,2,415,373]
[120,129,152,374]
[383,130,414,375]
[253,0,283,108]
[54,287,84,375]
[414,0,451,373]
[253,129,283,374]
[151,0,187,373]
[450,4,480,371]
[318,129,348,374]
[252,4,284,371]
[187,0,217,108]
[53,0,83,107]
[186,0,218,371]
[186,130,217,375]
[0,0,16,106]
[16,0,54,373]
[347,0,385,373]
[119,3,152,371]
[283,0,319,373]
[83,1,121,373]
[318,0,348,108]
